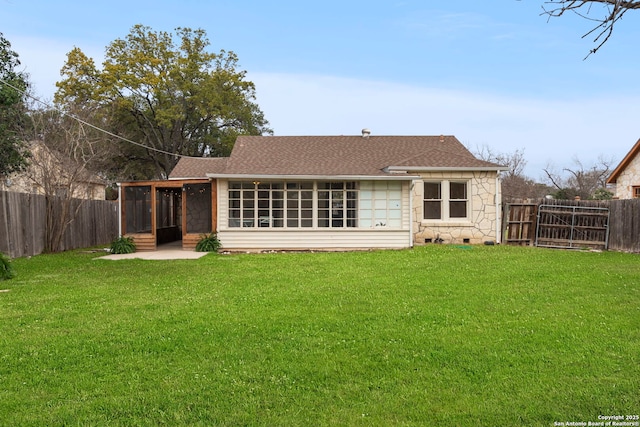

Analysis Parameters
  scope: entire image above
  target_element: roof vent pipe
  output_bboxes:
[362,128,371,138]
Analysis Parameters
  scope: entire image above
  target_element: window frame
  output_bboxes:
[422,180,470,222]
[227,181,359,229]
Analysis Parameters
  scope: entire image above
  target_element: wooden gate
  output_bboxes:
[535,204,609,250]
[503,202,538,246]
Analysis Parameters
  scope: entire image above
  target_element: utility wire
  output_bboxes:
[0,77,203,159]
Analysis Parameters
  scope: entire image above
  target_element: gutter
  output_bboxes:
[385,166,510,173]
[205,173,419,181]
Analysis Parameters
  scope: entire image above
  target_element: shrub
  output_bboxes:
[196,233,221,252]
[110,236,136,254]
[0,252,15,281]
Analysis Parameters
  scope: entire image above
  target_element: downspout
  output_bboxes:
[495,171,501,244]
[117,183,122,237]
[409,180,414,248]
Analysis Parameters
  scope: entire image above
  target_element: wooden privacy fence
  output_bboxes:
[503,198,640,252]
[0,191,119,258]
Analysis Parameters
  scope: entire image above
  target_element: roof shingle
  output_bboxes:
[170,135,504,178]
[169,157,228,179]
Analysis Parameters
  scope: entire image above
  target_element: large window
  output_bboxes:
[423,180,468,221]
[317,182,358,228]
[228,181,358,228]
[360,181,402,227]
[229,182,285,228]
[286,182,313,227]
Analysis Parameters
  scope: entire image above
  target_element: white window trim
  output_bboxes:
[422,179,471,223]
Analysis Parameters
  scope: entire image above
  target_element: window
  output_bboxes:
[423,180,469,221]
[286,182,313,227]
[423,182,442,220]
[449,182,468,218]
[228,181,358,228]
[229,181,286,228]
[317,182,358,228]
[359,181,402,228]
[633,186,640,199]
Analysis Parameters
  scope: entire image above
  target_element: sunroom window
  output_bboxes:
[317,182,358,228]
[228,181,358,228]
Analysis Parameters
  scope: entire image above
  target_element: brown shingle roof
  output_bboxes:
[169,157,228,179]
[170,135,504,178]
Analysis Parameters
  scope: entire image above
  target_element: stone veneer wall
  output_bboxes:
[614,153,640,199]
[412,171,501,245]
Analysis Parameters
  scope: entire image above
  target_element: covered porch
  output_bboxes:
[118,179,217,251]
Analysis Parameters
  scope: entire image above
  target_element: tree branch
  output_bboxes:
[541,0,640,57]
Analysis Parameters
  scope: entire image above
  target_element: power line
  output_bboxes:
[0,77,203,159]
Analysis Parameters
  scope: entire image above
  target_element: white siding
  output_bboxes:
[218,229,410,250]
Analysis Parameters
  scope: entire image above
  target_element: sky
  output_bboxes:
[2,0,639,180]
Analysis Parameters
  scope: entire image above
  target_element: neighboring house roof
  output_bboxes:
[169,157,228,179]
[170,135,506,179]
[606,138,640,184]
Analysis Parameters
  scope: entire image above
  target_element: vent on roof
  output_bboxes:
[362,128,371,138]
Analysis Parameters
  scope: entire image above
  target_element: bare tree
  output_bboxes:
[542,155,614,199]
[23,107,113,252]
[541,0,640,56]
[472,145,551,201]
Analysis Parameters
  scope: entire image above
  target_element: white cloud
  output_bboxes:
[10,35,104,101]
[250,72,639,179]
[8,32,636,181]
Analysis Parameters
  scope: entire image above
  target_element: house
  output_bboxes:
[0,141,106,200]
[118,132,508,251]
[606,138,640,199]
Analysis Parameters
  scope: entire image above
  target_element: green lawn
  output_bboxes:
[1,245,638,426]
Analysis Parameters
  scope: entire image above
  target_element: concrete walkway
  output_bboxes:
[97,242,209,260]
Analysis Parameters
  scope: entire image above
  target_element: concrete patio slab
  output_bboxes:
[97,243,209,260]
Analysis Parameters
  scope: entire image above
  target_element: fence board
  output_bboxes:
[608,199,640,253]
[503,202,537,245]
[504,198,640,253]
[0,191,118,258]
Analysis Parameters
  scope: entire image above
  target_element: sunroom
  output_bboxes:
[213,177,413,250]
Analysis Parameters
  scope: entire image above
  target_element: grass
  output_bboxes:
[0,245,638,426]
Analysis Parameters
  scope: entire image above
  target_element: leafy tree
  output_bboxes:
[541,0,640,56]
[0,32,30,178]
[55,25,272,179]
